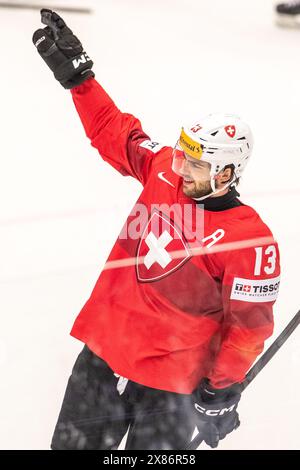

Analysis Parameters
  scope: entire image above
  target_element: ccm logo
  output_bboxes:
[194,403,236,416]
[72,53,90,69]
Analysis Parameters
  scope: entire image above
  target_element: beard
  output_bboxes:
[182,179,212,199]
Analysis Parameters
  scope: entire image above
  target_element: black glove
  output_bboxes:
[193,378,241,448]
[32,9,94,89]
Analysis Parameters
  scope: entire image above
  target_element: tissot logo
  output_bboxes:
[231,276,280,303]
[235,283,251,292]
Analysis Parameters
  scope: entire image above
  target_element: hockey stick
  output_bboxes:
[185,308,300,450]
[0,3,92,14]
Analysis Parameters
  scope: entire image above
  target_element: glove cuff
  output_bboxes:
[61,69,95,89]
[196,378,241,404]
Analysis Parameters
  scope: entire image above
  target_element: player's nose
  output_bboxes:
[178,158,191,177]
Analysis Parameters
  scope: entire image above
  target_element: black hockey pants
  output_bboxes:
[51,346,196,450]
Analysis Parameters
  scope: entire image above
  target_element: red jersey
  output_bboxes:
[70,78,281,394]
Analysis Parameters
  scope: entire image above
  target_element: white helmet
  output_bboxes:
[172,113,254,200]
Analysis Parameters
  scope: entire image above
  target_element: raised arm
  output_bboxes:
[71,78,164,184]
[33,9,165,185]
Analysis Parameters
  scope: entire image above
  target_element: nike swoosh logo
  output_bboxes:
[158,172,175,188]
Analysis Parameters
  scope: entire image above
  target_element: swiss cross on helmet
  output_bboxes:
[172,113,254,200]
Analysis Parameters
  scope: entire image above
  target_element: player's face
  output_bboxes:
[178,154,212,198]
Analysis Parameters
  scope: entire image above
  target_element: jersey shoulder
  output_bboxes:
[220,203,275,244]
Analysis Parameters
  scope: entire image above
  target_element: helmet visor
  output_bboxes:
[172,128,205,178]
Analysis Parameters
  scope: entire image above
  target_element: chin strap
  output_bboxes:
[192,175,238,202]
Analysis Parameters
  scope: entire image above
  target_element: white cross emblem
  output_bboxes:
[136,212,191,282]
[227,126,235,136]
[144,230,173,269]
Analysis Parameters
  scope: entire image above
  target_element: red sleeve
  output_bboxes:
[208,241,281,389]
[71,78,165,185]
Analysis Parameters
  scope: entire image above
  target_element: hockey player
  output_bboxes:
[33,11,281,450]
[275,1,300,27]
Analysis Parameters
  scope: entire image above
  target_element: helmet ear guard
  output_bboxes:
[211,163,236,188]
[209,162,237,196]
